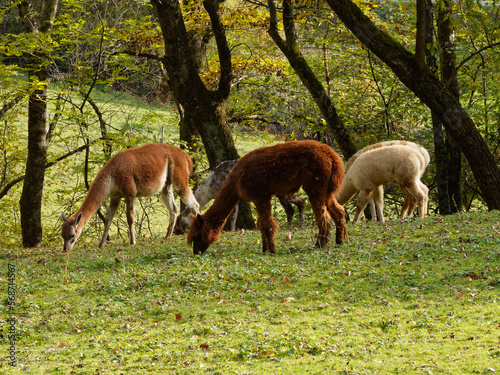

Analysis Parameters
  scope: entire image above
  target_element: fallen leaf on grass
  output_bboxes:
[200,343,209,350]
[175,313,183,321]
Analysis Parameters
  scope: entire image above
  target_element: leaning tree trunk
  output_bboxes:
[267,0,357,159]
[326,0,500,210]
[18,0,59,247]
[151,0,255,229]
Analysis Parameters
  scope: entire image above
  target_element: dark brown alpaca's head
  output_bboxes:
[187,214,213,254]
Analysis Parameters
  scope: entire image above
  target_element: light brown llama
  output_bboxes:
[187,140,346,254]
[344,140,430,221]
[61,143,199,252]
[336,145,428,224]
[173,160,305,234]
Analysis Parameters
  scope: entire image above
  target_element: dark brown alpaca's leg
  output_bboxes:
[255,200,278,254]
[326,196,347,245]
[309,198,331,248]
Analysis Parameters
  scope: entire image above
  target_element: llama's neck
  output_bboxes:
[73,171,111,228]
[179,184,217,225]
[336,176,358,205]
[202,179,240,234]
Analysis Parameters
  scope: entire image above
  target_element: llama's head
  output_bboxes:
[61,212,82,253]
[186,214,219,254]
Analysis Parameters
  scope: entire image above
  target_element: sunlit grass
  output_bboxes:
[1,210,499,374]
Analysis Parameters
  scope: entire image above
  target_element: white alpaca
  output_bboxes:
[344,140,430,221]
[336,145,429,223]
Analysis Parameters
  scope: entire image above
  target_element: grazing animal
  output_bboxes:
[344,140,430,221]
[336,145,428,223]
[61,143,200,252]
[187,140,347,255]
[173,160,305,234]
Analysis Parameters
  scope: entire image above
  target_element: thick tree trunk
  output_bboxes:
[326,0,500,210]
[267,0,357,159]
[20,67,48,247]
[18,0,59,247]
[151,0,255,229]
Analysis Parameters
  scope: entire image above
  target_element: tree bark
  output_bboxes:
[151,0,255,229]
[18,0,59,247]
[437,0,462,212]
[151,0,238,167]
[326,0,500,210]
[267,0,357,159]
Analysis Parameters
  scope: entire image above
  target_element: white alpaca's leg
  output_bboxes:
[368,197,377,222]
[403,182,426,219]
[372,186,385,224]
[353,190,372,223]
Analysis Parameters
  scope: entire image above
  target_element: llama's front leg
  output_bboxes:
[161,184,178,240]
[125,197,136,245]
[100,197,121,247]
[255,200,278,254]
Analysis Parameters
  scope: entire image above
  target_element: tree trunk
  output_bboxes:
[424,0,452,214]
[18,0,59,247]
[267,0,357,159]
[437,0,462,212]
[151,0,255,229]
[19,65,48,247]
[326,0,500,210]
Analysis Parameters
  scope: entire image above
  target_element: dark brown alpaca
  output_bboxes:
[187,140,347,254]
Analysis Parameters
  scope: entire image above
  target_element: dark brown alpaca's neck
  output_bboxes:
[203,179,240,233]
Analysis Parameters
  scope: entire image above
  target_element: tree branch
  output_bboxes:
[0,138,103,200]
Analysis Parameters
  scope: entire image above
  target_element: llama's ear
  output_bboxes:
[61,211,68,222]
[74,212,82,227]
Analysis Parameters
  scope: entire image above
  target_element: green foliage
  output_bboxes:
[2,211,499,373]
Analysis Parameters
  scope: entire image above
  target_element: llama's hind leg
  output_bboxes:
[255,200,279,254]
[160,184,179,240]
[100,197,121,247]
[326,196,347,245]
[125,197,137,245]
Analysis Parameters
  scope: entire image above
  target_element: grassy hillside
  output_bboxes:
[2,210,499,374]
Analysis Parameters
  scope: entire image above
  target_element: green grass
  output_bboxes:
[1,210,499,374]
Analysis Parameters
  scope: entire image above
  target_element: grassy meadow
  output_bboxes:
[1,210,499,374]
